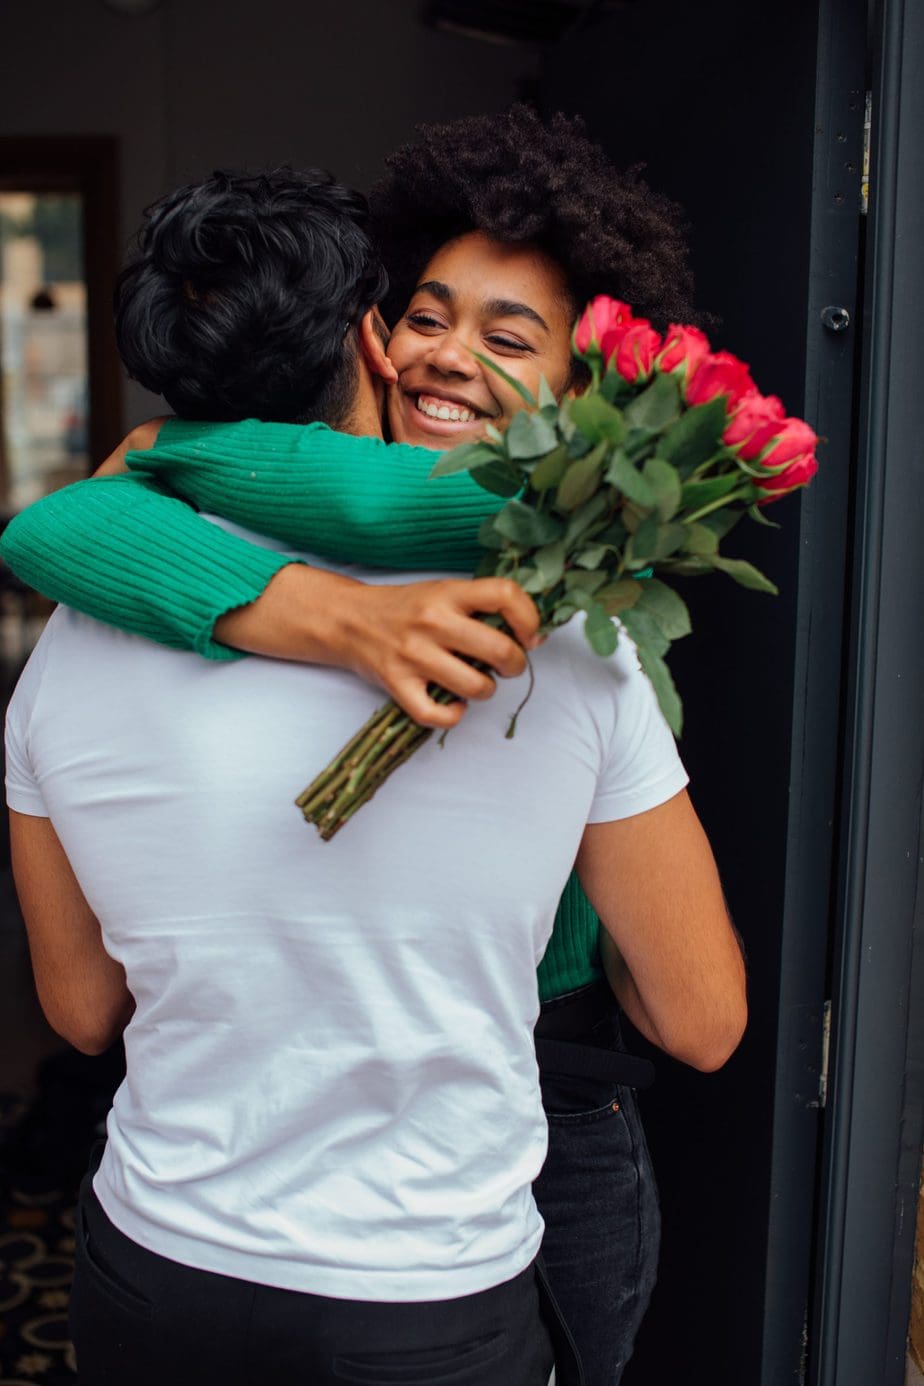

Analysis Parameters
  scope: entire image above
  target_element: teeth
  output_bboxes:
[416,396,477,423]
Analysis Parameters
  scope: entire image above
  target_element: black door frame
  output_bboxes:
[812,0,924,1381]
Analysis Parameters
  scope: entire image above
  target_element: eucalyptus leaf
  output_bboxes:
[655,397,728,475]
[623,371,682,431]
[485,423,504,444]
[520,566,547,594]
[574,544,609,570]
[564,490,613,545]
[583,600,620,657]
[431,441,500,477]
[470,460,523,497]
[596,578,643,616]
[634,578,692,640]
[505,410,559,460]
[642,456,682,521]
[471,351,537,405]
[606,450,657,508]
[556,450,605,511]
[549,601,579,625]
[493,500,565,547]
[529,444,570,492]
[708,555,779,594]
[627,519,687,566]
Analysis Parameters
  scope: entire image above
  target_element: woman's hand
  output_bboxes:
[215,564,541,728]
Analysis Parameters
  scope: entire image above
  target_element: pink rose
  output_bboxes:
[723,393,786,460]
[658,324,710,378]
[685,350,756,411]
[609,321,662,382]
[573,296,635,356]
[754,418,819,500]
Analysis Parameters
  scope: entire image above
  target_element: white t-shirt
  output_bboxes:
[5,524,688,1302]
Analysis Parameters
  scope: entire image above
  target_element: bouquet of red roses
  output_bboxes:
[297,295,818,839]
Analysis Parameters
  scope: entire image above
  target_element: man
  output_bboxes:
[5,167,745,1385]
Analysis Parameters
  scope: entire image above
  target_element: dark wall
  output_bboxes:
[541,3,822,1380]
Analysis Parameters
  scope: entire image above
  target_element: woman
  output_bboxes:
[3,108,703,1384]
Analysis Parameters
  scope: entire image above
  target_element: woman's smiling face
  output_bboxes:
[386,231,575,448]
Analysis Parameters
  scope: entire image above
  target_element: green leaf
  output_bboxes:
[431,441,501,477]
[492,500,564,547]
[505,410,559,460]
[568,393,627,444]
[531,539,567,589]
[683,522,720,555]
[634,578,692,640]
[642,456,682,521]
[620,607,670,659]
[623,371,682,431]
[628,635,683,736]
[708,555,779,594]
[556,450,606,511]
[485,423,504,444]
[574,593,619,657]
[470,460,523,497]
[564,490,613,545]
[565,569,609,595]
[574,543,609,570]
[626,518,687,565]
[528,444,570,492]
[596,578,643,616]
[519,566,547,594]
[656,397,728,476]
[679,472,742,511]
[600,369,636,406]
[699,506,743,541]
[471,351,536,405]
[605,450,657,508]
[478,515,506,551]
[747,502,781,529]
[538,375,557,410]
[548,601,580,626]
[594,519,628,548]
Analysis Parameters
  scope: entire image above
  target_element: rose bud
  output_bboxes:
[723,393,786,459]
[686,350,757,411]
[754,418,819,500]
[573,295,635,357]
[609,321,662,382]
[658,324,710,379]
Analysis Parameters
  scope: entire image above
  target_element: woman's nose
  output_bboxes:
[426,331,478,377]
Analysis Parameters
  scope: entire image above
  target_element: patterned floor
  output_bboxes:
[0,1097,78,1384]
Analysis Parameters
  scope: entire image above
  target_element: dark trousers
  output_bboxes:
[71,1176,569,1386]
[534,997,660,1386]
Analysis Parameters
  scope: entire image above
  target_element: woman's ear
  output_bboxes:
[358,308,398,385]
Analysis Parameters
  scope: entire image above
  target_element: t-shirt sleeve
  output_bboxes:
[587,631,690,824]
[5,629,51,816]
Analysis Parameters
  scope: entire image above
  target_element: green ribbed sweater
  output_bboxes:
[0,417,603,1001]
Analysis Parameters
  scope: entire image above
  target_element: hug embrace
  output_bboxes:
[3,107,747,1385]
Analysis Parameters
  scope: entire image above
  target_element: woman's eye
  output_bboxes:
[406,311,444,330]
[486,334,532,352]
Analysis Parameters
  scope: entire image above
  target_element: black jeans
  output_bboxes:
[534,1004,660,1386]
[70,1176,567,1386]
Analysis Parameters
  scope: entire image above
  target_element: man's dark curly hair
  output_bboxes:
[115,167,388,425]
[370,106,698,336]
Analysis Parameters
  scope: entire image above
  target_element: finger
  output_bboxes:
[439,619,528,680]
[389,680,469,730]
[466,580,541,647]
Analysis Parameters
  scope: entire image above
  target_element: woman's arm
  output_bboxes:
[0,468,539,725]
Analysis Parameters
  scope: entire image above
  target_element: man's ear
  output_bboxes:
[357,308,398,385]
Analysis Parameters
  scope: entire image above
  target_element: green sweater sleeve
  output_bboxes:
[0,472,297,659]
[131,417,502,571]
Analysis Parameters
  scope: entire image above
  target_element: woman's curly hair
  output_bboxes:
[370,105,699,334]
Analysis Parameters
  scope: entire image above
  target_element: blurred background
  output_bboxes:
[0,3,921,1385]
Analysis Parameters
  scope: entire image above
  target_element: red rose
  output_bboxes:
[754,418,819,500]
[658,324,710,378]
[573,296,635,356]
[723,393,786,460]
[609,322,662,382]
[685,350,756,411]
